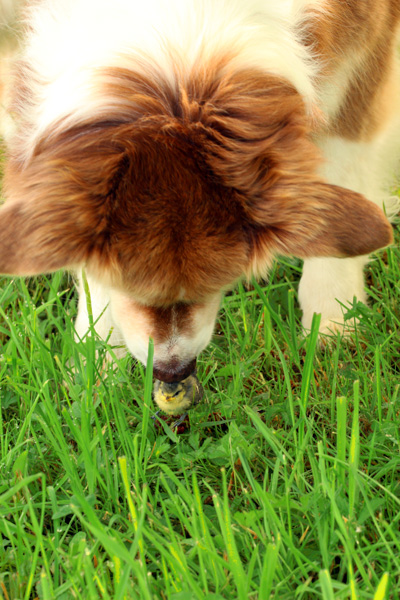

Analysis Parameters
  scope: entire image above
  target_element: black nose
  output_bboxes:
[153,358,197,383]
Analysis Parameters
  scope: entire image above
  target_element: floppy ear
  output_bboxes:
[0,198,87,275]
[194,69,392,270]
[247,180,393,276]
[0,125,126,276]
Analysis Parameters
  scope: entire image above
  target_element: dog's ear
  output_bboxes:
[246,180,393,276]
[197,70,392,272]
[0,126,125,276]
[0,197,86,275]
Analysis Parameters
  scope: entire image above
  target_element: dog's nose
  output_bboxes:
[152,358,197,383]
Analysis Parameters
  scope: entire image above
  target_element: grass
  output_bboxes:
[1,175,400,597]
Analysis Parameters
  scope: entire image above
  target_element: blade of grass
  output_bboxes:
[259,537,281,599]
[336,396,347,486]
[349,380,360,519]
[373,572,389,600]
[212,469,248,600]
[319,569,335,600]
[140,338,154,464]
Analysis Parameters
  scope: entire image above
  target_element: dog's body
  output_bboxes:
[0,0,398,382]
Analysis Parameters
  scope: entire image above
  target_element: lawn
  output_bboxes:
[1,157,400,597]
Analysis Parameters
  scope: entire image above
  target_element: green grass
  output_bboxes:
[1,195,400,597]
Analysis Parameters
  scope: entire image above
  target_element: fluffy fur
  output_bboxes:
[0,0,398,382]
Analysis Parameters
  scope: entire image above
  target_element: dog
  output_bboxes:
[0,0,398,398]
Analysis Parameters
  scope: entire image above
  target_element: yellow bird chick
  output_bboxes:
[153,373,203,416]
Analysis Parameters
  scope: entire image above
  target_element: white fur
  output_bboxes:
[75,275,126,358]
[299,255,368,332]
[13,0,320,162]
[154,297,221,366]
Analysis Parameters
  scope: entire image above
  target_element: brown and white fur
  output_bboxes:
[0,0,398,383]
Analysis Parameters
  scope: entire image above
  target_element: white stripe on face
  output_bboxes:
[109,290,221,372]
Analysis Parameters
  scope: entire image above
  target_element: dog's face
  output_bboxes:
[108,291,221,381]
[0,68,393,379]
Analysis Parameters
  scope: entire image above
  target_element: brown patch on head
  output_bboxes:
[3,119,247,291]
[1,65,310,289]
[96,120,251,303]
[0,62,392,290]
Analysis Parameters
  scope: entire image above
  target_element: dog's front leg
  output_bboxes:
[298,255,368,336]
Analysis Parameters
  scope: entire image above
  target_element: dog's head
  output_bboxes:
[0,66,393,380]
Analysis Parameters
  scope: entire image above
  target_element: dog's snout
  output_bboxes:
[153,358,197,383]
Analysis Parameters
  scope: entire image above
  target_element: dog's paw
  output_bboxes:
[302,315,359,346]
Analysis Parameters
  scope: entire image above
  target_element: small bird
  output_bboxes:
[153,373,204,416]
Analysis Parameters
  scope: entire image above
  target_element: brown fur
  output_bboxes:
[142,303,196,343]
[1,67,393,305]
[303,0,400,139]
